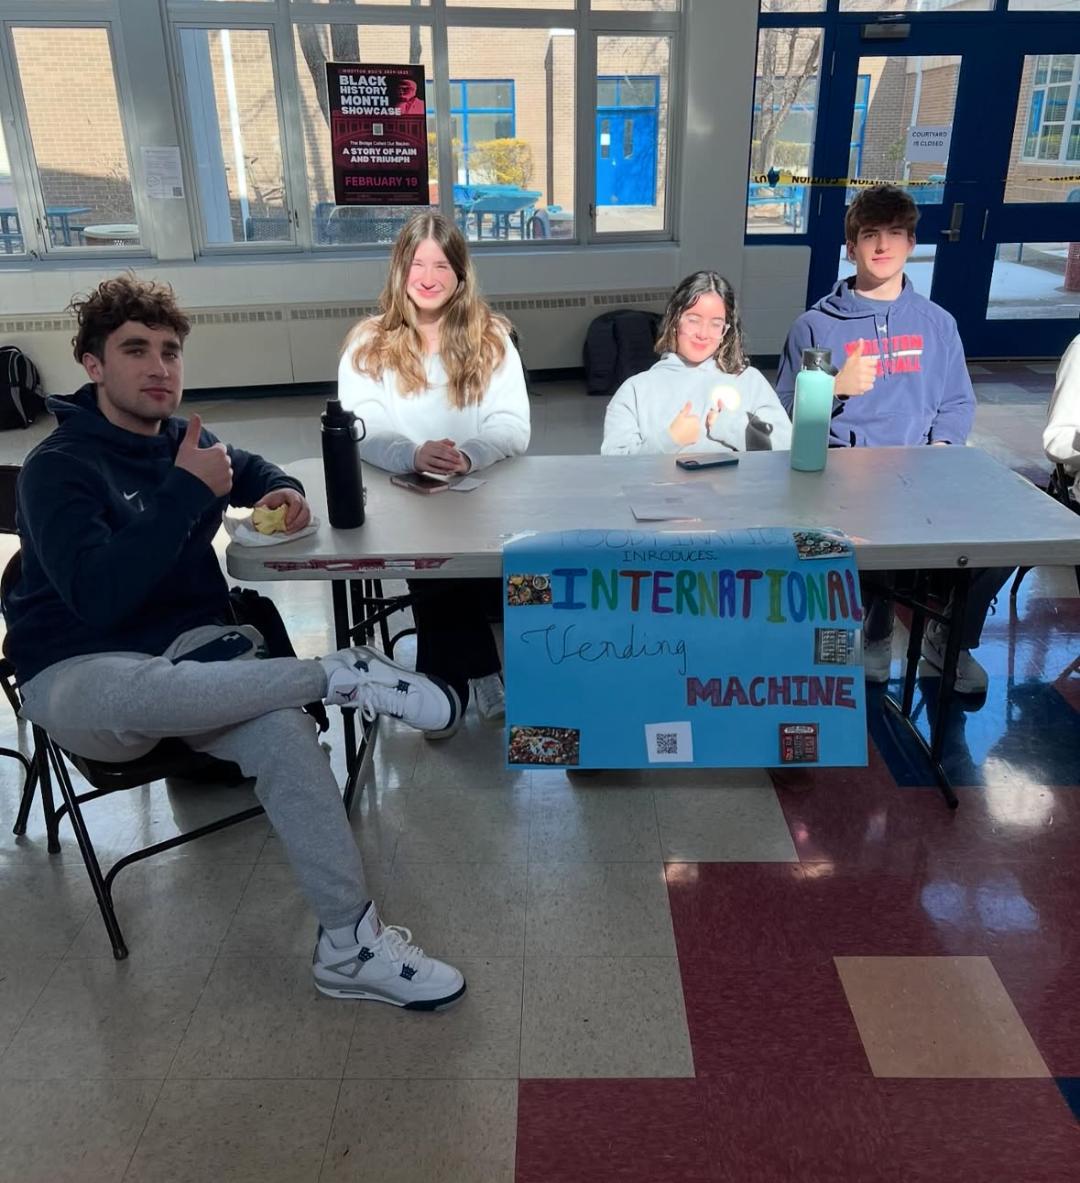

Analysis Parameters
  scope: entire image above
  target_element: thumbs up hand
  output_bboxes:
[174,413,233,496]
[668,401,703,448]
[834,338,878,397]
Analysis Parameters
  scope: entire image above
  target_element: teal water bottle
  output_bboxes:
[790,347,838,472]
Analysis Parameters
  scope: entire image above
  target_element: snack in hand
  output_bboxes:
[252,504,288,535]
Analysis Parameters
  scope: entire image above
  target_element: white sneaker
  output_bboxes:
[312,904,466,1009]
[921,620,989,695]
[471,673,505,721]
[863,636,892,683]
[320,646,461,732]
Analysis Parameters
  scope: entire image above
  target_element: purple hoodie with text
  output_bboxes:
[775,277,974,448]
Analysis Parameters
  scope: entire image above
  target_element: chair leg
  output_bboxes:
[45,739,128,959]
[10,745,36,835]
[1010,567,1030,600]
[1,674,22,717]
[1075,565,1080,598]
[32,725,60,853]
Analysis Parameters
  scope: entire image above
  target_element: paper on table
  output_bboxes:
[224,514,320,547]
[623,483,721,522]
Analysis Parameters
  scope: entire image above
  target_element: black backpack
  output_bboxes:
[0,346,46,430]
[583,309,662,397]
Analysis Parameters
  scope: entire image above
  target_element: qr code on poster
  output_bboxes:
[373,122,384,136]
[645,721,693,764]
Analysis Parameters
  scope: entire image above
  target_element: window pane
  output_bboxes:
[988,242,1080,320]
[12,26,139,248]
[595,35,670,233]
[448,27,575,243]
[760,0,827,10]
[1009,0,1080,8]
[464,81,513,109]
[1045,84,1070,122]
[0,122,25,256]
[1007,55,1080,198]
[178,28,289,246]
[592,1,679,10]
[298,1,429,6]
[746,26,823,235]
[845,55,958,205]
[448,0,572,7]
[840,0,992,10]
[294,24,434,246]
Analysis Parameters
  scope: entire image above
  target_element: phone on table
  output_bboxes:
[391,472,452,495]
[675,453,740,471]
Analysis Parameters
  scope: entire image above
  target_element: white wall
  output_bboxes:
[0,0,813,393]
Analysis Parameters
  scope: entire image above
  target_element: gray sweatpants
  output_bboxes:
[20,625,368,930]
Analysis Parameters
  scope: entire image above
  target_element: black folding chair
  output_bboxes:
[1011,463,1080,599]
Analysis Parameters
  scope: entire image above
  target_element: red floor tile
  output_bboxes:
[878,1079,1080,1182]
[702,1075,897,1183]
[515,1080,714,1183]
[995,955,1080,1078]
[665,862,813,966]
[679,958,869,1079]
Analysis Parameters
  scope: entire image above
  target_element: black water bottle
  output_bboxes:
[321,399,366,529]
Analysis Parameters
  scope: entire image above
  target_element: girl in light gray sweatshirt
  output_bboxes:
[601,272,791,456]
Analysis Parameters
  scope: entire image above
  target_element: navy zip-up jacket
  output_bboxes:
[775,277,975,448]
[5,384,303,683]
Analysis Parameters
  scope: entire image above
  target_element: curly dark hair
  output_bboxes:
[655,271,749,375]
[69,273,190,362]
[845,184,918,243]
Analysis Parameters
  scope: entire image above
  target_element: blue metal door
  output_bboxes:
[595,109,658,206]
[808,16,1080,359]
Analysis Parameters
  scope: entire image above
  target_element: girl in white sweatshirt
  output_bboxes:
[338,212,531,733]
[601,271,791,456]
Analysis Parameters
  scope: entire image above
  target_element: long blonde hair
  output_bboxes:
[344,212,508,408]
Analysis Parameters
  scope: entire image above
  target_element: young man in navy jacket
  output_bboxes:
[6,275,465,1008]
[777,185,1008,694]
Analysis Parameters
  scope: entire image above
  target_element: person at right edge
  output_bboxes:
[776,183,1010,696]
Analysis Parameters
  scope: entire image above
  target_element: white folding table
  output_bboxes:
[227,447,1080,804]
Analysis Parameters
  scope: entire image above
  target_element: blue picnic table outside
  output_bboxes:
[0,205,94,252]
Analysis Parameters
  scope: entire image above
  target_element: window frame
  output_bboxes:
[1019,52,1080,164]
[0,10,151,259]
[450,78,517,185]
[0,0,688,263]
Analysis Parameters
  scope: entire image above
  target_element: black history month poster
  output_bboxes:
[326,63,430,206]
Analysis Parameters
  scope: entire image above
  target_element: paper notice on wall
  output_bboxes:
[906,125,952,164]
[142,147,185,199]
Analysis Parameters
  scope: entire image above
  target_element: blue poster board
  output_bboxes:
[504,527,868,770]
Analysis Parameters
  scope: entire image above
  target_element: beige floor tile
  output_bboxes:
[395,784,531,863]
[0,959,57,1048]
[382,862,527,958]
[321,1079,517,1183]
[66,861,253,961]
[132,779,271,865]
[654,782,799,862]
[0,957,213,1080]
[411,715,531,791]
[0,1078,159,1183]
[170,956,355,1079]
[529,785,661,861]
[345,957,523,1079]
[0,866,95,959]
[526,862,675,957]
[224,861,392,958]
[124,1079,339,1183]
[260,782,405,875]
[835,955,1051,1078]
[520,955,694,1078]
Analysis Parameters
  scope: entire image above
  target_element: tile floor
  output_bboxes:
[0,363,1078,1181]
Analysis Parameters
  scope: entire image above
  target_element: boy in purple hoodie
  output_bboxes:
[776,185,1008,695]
